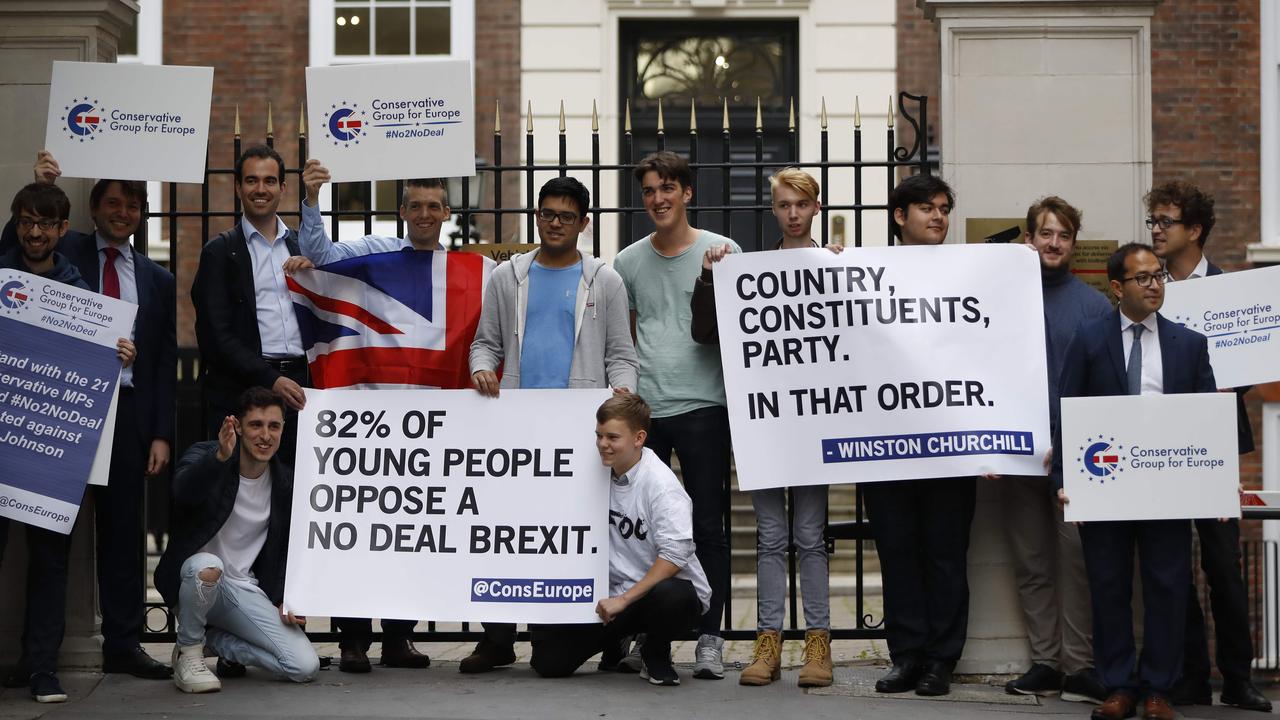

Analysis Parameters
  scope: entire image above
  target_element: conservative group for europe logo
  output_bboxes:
[1,275,32,317]
[59,95,197,143]
[324,102,366,147]
[1080,435,1126,482]
[323,95,464,147]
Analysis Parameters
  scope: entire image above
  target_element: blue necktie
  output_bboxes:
[1127,324,1144,395]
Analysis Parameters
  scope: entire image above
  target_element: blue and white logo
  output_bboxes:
[323,102,366,147]
[61,97,104,142]
[1080,435,1125,482]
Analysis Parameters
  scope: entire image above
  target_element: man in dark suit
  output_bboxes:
[3,153,177,680]
[191,145,308,466]
[1144,181,1269,712]
[1057,243,1216,720]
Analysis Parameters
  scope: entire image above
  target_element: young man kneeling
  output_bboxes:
[154,388,319,693]
[529,394,711,686]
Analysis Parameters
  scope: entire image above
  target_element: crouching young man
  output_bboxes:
[529,394,711,686]
[154,388,319,693]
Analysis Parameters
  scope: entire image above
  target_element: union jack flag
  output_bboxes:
[286,249,489,389]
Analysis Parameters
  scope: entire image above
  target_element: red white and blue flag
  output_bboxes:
[286,249,490,389]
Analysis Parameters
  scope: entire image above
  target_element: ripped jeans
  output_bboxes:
[177,553,319,682]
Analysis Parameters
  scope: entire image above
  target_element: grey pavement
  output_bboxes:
[1,659,1275,720]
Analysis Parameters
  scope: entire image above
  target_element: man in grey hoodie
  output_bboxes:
[464,175,638,672]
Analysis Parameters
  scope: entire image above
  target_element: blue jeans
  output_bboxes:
[752,485,830,631]
[177,553,319,683]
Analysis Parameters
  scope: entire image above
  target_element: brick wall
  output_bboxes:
[895,0,939,174]
[473,0,522,242]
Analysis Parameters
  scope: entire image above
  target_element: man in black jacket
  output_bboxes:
[154,388,318,694]
[191,145,308,466]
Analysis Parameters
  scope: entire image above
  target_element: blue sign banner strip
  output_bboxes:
[0,314,117,518]
[821,430,1035,464]
[470,578,595,604]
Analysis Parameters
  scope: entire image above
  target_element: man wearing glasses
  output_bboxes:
[464,175,638,673]
[1056,243,1213,720]
[1144,182,1270,713]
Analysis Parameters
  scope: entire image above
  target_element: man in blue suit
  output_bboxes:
[1057,243,1216,720]
[3,152,178,680]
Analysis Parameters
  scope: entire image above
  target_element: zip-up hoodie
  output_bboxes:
[0,246,89,290]
[469,248,638,391]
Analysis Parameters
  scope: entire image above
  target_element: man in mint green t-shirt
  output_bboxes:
[612,151,740,681]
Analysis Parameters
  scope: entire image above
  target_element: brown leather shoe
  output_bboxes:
[1142,696,1176,720]
[339,646,371,673]
[1091,692,1137,720]
[380,637,431,668]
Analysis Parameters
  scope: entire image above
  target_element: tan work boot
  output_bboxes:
[797,629,833,687]
[738,630,781,686]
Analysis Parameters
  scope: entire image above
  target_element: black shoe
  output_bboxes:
[598,636,631,672]
[102,646,172,679]
[875,659,924,693]
[459,638,516,674]
[639,643,679,687]
[29,672,67,703]
[1005,662,1063,696]
[380,637,431,669]
[915,661,952,697]
[1061,667,1109,704]
[1220,679,1274,713]
[1169,677,1212,706]
[339,646,372,673]
[215,658,246,679]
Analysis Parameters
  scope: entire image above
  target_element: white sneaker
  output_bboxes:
[693,634,725,680]
[172,644,221,694]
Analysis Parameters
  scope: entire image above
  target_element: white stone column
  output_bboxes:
[0,0,139,670]
[919,0,1160,674]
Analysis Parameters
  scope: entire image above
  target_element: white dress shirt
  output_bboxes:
[96,233,137,388]
[241,216,304,358]
[1120,312,1163,395]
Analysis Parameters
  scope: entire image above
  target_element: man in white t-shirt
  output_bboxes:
[153,388,319,694]
[528,394,710,686]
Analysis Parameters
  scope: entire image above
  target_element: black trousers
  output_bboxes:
[529,578,702,678]
[204,361,309,469]
[93,389,148,657]
[334,618,418,652]
[1181,518,1254,684]
[862,477,976,666]
[646,406,731,636]
[1079,519,1190,697]
[0,517,73,675]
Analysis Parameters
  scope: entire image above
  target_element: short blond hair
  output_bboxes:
[769,167,819,203]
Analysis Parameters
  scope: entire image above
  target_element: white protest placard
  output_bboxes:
[0,269,136,532]
[1062,393,1239,522]
[285,388,610,623]
[712,244,1051,491]
[306,60,475,183]
[1161,266,1280,388]
[44,61,213,183]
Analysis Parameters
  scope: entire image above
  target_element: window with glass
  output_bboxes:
[334,0,452,58]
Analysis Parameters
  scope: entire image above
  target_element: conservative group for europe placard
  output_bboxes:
[44,61,214,184]
[711,244,1051,491]
[284,389,611,623]
[1061,393,1239,522]
[0,269,136,533]
[1161,265,1280,388]
[306,60,475,183]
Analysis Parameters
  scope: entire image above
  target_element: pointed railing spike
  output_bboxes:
[854,96,861,129]
[298,101,306,138]
[234,105,241,138]
[887,95,895,128]
[755,97,763,133]
[591,100,599,133]
[494,99,501,135]
[820,97,828,130]
[526,100,533,134]
[625,98,632,135]
[689,97,697,134]
[788,97,795,131]
[722,97,730,134]
[656,97,665,135]
[266,102,274,138]
[558,100,566,133]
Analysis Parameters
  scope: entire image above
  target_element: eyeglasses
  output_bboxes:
[537,209,579,225]
[16,217,60,232]
[1120,271,1171,288]
[1144,216,1187,230]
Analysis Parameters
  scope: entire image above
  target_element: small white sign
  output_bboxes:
[1162,266,1280,388]
[1062,393,1240,522]
[306,60,476,183]
[44,61,214,183]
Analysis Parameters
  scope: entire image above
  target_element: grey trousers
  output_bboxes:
[752,485,830,631]
[1002,476,1092,673]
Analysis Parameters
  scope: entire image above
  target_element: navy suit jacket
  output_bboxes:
[1053,309,1217,486]
[191,221,301,402]
[1205,261,1255,454]
[57,230,177,446]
